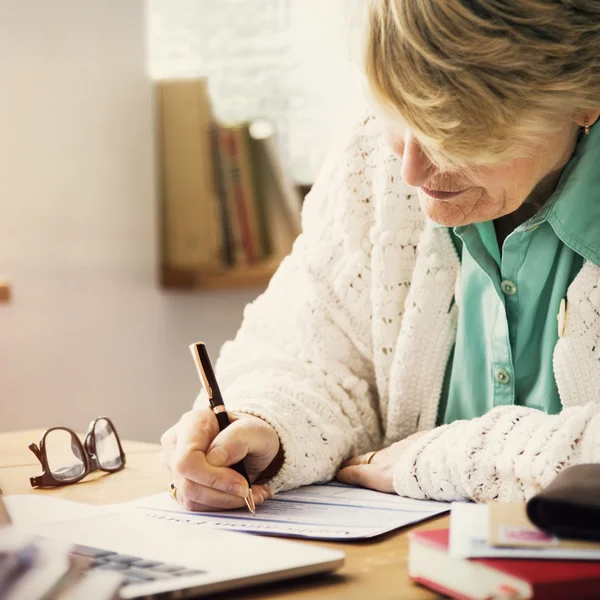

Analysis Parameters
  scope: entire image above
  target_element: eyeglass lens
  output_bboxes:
[94,418,123,470]
[45,429,86,482]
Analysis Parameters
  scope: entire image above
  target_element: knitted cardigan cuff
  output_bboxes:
[393,423,471,501]
[394,404,600,502]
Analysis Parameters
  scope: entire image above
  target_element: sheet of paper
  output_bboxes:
[450,502,600,560]
[4,495,110,529]
[131,482,449,540]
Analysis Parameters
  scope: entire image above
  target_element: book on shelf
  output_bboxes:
[210,125,235,268]
[156,77,223,286]
[248,119,302,242]
[245,124,274,259]
[216,123,263,265]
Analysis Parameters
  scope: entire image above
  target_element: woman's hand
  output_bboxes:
[160,407,281,511]
[336,431,428,493]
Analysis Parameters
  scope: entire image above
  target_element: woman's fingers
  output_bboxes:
[341,451,381,468]
[174,474,244,510]
[205,418,280,475]
[173,407,220,457]
[169,408,249,496]
[336,464,394,494]
[161,407,280,512]
[161,408,247,498]
[338,433,432,494]
[173,445,250,499]
[171,476,272,512]
[160,408,215,477]
[342,432,428,471]
[256,484,273,500]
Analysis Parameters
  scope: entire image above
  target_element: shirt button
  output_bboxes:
[500,280,517,295]
[495,368,511,385]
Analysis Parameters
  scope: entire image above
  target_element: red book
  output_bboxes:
[409,529,600,600]
[218,126,259,264]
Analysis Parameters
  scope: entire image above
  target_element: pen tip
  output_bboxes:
[245,492,256,515]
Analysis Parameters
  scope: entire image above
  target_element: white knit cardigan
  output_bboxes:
[202,113,600,503]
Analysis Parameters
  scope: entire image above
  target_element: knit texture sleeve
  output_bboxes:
[393,403,600,502]
[196,115,384,494]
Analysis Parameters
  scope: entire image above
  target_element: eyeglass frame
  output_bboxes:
[28,416,126,488]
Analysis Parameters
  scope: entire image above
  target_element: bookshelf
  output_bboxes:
[199,255,284,290]
[156,78,310,293]
[161,254,284,292]
[160,181,310,292]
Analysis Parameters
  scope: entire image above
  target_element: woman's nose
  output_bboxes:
[400,132,433,188]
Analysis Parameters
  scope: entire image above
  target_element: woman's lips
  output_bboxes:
[421,186,467,200]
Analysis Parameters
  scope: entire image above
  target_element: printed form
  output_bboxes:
[132,482,449,540]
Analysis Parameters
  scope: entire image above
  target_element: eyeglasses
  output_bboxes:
[28,417,126,488]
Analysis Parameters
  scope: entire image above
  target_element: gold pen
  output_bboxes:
[190,341,256,515]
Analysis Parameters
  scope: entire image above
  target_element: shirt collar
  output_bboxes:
[532,123,600,267]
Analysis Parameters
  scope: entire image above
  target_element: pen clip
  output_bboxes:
[190,343,213,401]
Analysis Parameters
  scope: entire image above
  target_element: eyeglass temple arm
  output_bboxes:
[28,443,47,487]
[28,443,43,462]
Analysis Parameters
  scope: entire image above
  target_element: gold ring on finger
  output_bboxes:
[364,451,378,465]
[169,481,178,502]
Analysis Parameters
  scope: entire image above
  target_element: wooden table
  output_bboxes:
[1,430,447,599]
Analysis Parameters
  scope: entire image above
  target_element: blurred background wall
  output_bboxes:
[149,0,363,184]
[0,0,361,441]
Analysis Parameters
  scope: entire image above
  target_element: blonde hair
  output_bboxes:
[365,0,600,168]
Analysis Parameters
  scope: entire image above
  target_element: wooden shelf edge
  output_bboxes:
[161,255,284,292]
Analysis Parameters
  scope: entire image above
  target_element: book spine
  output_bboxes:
[157,78,223,282]
[210,124,235,268]
[244,126,272,258]
[234,125,265,261]
[247,131,293,258]
[253,128,302,239]
[220,127,259,264]
[216,126,245,265]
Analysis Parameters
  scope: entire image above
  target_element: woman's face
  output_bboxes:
[383,119,582,227]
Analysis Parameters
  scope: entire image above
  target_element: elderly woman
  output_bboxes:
[162,0,600,510]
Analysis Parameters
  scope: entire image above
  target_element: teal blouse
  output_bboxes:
[437,125,600,425]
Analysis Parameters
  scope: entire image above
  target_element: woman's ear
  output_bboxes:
[574,111,600,128]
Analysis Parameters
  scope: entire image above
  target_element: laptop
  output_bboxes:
[3,494,345,599]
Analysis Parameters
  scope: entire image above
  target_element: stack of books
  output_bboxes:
[0,526,122,600]
[156,77,303,289]
[409,502,600,600]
